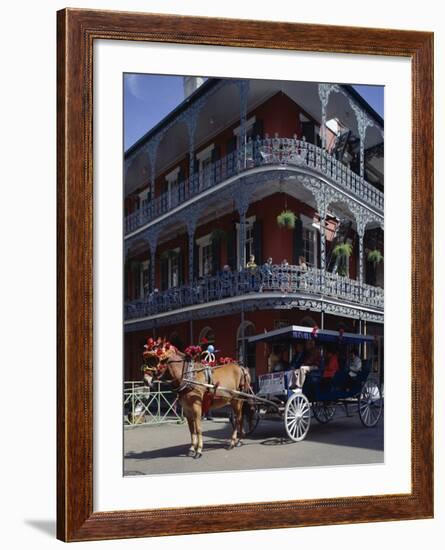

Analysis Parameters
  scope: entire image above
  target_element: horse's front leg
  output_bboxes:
[192,402,203,459]
[228,400,243,449]
[185,414,197,458]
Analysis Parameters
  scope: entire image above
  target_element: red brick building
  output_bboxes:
[124,77,384,382]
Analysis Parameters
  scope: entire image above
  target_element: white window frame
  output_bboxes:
[233,116,256,137]
[138,188,150,208]
[196,144,215,189]
[140,260,150,297]
[301,214,318,268]
[165,166,180,208]
[196,234,213,278]
[236,215,256,269]
[167,247,180,288]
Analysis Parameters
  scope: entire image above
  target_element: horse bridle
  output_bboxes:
[144,358,190,392]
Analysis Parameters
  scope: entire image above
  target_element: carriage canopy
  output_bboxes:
[247,325,375,346]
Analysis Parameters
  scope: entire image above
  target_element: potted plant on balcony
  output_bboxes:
[332,242,353,276]
[367,249,384,265]
[277,209,297,229]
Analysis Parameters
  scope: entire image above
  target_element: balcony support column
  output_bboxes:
[357,222,365,303]
[315,189,327,294]
[235,183,251,270]
[237,80,250,168]
[349,102,374,179]
[185,106,200,186]
[318,83,333,150]
[184,205,201,284]
[147,137,161,202]
[146,227,160,293]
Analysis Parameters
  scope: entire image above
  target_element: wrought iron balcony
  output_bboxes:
[125,137,384,235]
[124,265,384,321]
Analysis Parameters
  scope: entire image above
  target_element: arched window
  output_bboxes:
[198,326,215,346]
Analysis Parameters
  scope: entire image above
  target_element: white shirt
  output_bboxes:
[349,356,362,377]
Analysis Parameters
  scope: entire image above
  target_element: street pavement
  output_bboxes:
[124,407,384,476]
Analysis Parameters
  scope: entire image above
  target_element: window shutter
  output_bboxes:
[293,218,304,265]
[253,220,263,265]
[211,145,221,183]
[178,166,185,202]
[301,121,316,144]
[211,238,221,276]
[252,119,263,139]
[161,180,168,210]
[192,156,199,191]
[193,242,199,280]
[226,136,237,175]
[160,257,168,291]
[177,252,184,286]
[227,226,237,271]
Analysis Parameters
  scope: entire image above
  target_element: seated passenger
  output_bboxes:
[290,342,305,370]
[345,349,362,390]
[322,347,340,380]
[348,349,362,377]
[293,339,321,388]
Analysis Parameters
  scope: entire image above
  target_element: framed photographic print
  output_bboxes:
[57,8,434,542]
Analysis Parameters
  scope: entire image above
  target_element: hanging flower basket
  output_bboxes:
[333,242,353,258]
[367,249,384,264]
[332,242,353,277]
[277,210,297,229]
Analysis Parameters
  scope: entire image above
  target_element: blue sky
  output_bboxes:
[124,74,384,151]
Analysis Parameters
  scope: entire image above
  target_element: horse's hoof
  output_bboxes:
[188,449,196,458]
[235,440,242,447]
[227,444,234,451]
[194,452,202,459]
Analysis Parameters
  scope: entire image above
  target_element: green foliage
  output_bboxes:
[367,249,384,264]
[333,242,353,258]
[277,210,297,229]
[332,242,352,277]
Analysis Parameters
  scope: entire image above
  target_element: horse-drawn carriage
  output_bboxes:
[141,325,383,457]
[243,324,383,441]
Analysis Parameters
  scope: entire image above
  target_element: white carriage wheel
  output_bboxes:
[284,393,311,442]
[358,380,383,427]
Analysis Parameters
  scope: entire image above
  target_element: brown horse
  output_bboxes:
[143,347,251,459]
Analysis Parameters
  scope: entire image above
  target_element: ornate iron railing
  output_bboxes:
[124,265,384,320]
[124,381,184,426]
[125,137,384,234]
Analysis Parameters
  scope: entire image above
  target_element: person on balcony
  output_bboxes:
[246,254,258,291]
[219,264,233,298]
[280,258,291,292]
[260,257,273,292]
[246,254,257,271]
[297,255,308,289]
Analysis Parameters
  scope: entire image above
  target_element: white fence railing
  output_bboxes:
[124,381,184,426]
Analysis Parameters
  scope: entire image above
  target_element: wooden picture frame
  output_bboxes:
[57,8,434,542]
